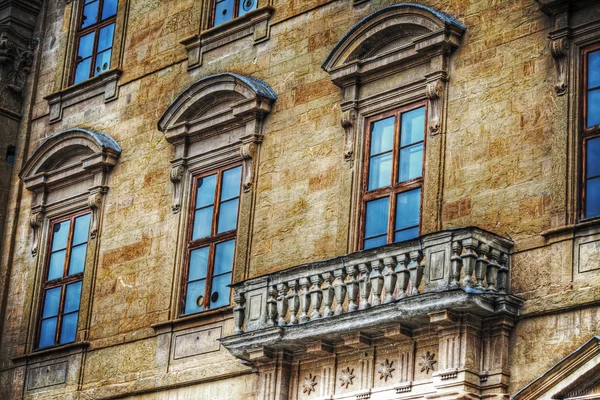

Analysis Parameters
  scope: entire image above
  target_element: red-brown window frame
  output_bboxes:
[36,211,89,349]
[359,102,427,250]
[71,0,117,85]
[581,44,600,221]
[180,163,242,316]
[210,0,255,27]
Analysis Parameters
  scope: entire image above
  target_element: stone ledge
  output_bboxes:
[11,341,90,364]
[151,305,234,334]
[181,6,273,69]
[44,69,122,123]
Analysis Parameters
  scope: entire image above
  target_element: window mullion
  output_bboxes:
[54,283,67,345]
[205,243,217,309]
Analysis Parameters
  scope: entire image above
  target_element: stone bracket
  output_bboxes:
[240,134,263,192]
[29,212,43,256]
[169,164,185,214]
[87,191,104,239]
[425,77,446,135]
[341,108,358,162]
[551,36,569,96]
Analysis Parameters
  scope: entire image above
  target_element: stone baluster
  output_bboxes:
[309,275,324,320]
[266,286,278,326]
[299,277,312,323]
[486,249,501,292]
[474,243,489,290]
[450,241,463,288]
[233,289,246,334]
[346,264,360,312]
[321,272,335,317]
[497,253,509,294]
[383,257,397,304]
[276,283,289,326]
[333,268,347,315]
[408,250,424,296]
[460,238,478,288]
[395,253,410,299]
[371,259,384,306]
[358,263,372,310]
[286,280,300,325]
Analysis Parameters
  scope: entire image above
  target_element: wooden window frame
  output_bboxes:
[180,163,242,316]
[359,102,427,250]
[581,44,600,221]
[210,0,256,27]
[35,211,90,350]
[71,0,117,85]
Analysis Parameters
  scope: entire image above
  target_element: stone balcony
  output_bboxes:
[221,227,523,365]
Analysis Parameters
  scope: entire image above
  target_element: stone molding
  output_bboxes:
[181,6,273,70]
[44,69,122,123]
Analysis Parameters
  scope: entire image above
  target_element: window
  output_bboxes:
[212,0,257,27]
[361,104,426,250]
[182,165,242,315]
[37,213,90,349]
[583,46,600,219]
[72,0,117,85]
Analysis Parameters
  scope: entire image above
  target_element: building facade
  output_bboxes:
[1,0,600,399]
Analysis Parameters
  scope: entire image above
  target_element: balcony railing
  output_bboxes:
[222,227,521,360]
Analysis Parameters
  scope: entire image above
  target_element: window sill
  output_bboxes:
[151,306,234,334]
[180,6,273,69]
[11,341,90,364]
[541,217,600,238]
[44,69,122,123]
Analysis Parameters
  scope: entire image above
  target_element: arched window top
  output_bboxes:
[322,3,465,83]
[158,73,277,139]
[20,128,121,191]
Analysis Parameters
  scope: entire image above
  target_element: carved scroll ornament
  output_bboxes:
[88,192,103,239]
[426,79,445,135]
[240,138,260,192]
[0,31,36,114]
[30,212,43,256]
[341,109,357,161]
[170,165,185,213]
[551,37,569,96]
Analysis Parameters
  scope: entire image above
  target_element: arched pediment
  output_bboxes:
[20,128,121,191]
[322,4,466,84]
[158,73,277,142]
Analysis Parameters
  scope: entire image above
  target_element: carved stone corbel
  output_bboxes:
[170,165,185,213]
[341,108,357,161]
[0,30,37,114]
[426,79,445,135]
[30,212,43,256]
[240,135,262,192]
[551,37,569,96]
[87,192,103,239]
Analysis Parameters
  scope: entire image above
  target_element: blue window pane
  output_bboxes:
[59,312,78,344]
[394,227,419,242]
[196,174,217,208]
[192,206,214,240]
[364,197,389,238]
[42,287,62,318]
[395,188,421,232]
[102,0,118,19]
[214,0,234,26]
[74,58,92,84]
[209,273,232,309]
[81,1,99,29]
[97,24,115,52]
[51,220,71,251]
[217,198,239,233]
[185,279,206,314]
[73,214,90,246]
[68,244,87,275]
[400,107,425,146]
[39,317,57,348]
[588,137,600,178]
[588,89,600,128]
[238,0,257,17]
[586,177,600,218]
[214,240,235,275]
[48,250,66,281]
[368,153,392,190]
[370,117,394,155]
[189,247,209,281]
[64,282,82,314]
[589,50,600,89]
[94,49,112,76]
[364,235,387,250]
[77,32,95,59]
[399,143,423,182]
[221,166,242,201]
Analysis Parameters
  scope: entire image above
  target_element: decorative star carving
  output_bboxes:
[377,359,395,381]
[302,373,317,395]
[339,366,355,388]
[419,351,437,374]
